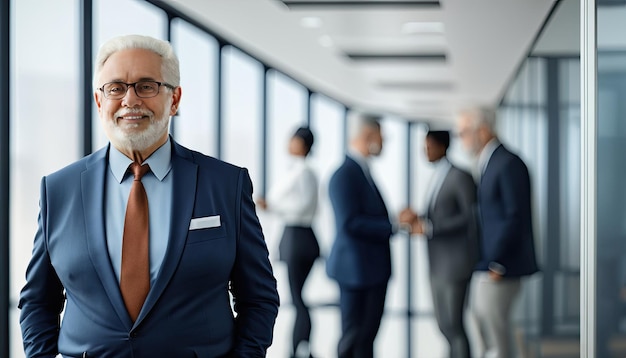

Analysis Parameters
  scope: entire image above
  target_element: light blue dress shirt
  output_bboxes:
[105,139,173,286]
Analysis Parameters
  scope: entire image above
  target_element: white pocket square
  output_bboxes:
[189,215,221,230]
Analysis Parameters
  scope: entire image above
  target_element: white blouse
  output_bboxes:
[266,157,318,227]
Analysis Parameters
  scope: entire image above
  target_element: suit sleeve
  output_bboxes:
[491,158,532,265]
[230,169,280,357]
[431,171,477,238]
[329,168,392,242]
[18,177,65,358]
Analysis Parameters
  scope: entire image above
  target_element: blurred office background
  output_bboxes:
[1,0,625,357]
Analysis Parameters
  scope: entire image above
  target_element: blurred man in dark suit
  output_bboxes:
[326,113,393,358]
[456,107,538,358]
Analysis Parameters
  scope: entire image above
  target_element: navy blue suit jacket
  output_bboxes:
[477,145,539,277]
[19,140,279,358]
[326,156,393,288]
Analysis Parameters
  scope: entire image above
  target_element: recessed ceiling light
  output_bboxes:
[300,16,323,28]
[401,21,444,35]
[318,35,334,47]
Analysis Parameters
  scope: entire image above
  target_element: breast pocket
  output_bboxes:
[186,225,228,245]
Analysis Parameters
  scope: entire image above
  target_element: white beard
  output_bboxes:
[368,142,382,156]
[104,102,171,153]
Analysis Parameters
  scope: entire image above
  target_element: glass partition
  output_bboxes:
[221,46,263,190]
[9,1,80,356]
[595,5,626,357]
[170,19,219,157]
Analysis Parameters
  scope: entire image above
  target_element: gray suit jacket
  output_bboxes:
[425,165,479,281]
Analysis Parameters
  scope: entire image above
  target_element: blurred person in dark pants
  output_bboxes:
[257,127,319,358]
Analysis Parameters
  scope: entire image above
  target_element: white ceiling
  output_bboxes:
[167,0,560,125]
[533,0,579,56]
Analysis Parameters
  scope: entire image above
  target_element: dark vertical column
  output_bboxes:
[261,67,269,196]
[81,0,93,156]
[216,44,224,160]
[542,57,560,336]
[0,0,10,356]
[342,106,348,153]
[405,122,414,358]
[306,89,312,126]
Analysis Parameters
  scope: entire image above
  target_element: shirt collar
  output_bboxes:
[478,138,500,174]
[431,156,451,171]
[348,148,370,171]
[109,138,172,183]
[291,155,307,166]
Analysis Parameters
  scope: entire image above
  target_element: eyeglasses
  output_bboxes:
[98,81,175,99]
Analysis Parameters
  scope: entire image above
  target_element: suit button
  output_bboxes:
[130,331,138,338]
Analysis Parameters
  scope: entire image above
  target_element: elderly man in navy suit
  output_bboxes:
[19,34,279,358]
[326,113,394,358]
[456,106,538,358]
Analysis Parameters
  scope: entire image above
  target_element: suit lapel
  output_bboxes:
[371,180,387,215]
[135,142,198,326]
[481,144,503,178]
[348,156,388,216]
[429,170,451,217]
[81,146,132,329]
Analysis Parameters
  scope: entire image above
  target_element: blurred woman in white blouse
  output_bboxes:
[257,127,320,358]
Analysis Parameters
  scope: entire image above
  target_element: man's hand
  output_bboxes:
[411,219,425,235]
[488,270,503,281]
[399,208,418,225]
[398,208,428,236]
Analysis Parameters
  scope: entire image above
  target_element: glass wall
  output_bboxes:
[556,58,581,337]
[221,46,263,188]
[9,1,81,357]
[595,5,626,357]
[170,19,219,157]
[266,70,308,189]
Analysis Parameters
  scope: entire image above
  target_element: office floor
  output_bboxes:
[266,261,449,358]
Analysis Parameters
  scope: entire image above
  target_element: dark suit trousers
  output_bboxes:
[337,283,388,358]
[430,278,471,358]
[282,226,320,354]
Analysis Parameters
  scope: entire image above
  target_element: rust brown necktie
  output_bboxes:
[120,162,150,322]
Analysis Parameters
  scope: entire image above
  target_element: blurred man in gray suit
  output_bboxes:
[400,130,479,358]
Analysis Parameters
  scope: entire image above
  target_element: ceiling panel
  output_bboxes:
[168,0,559,123]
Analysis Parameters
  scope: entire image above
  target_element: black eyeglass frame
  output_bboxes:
[98,80,176,99]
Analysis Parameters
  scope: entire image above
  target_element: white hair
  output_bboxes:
[459,106,497,131]
[347,111,382,140]
[93,34,180,90]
